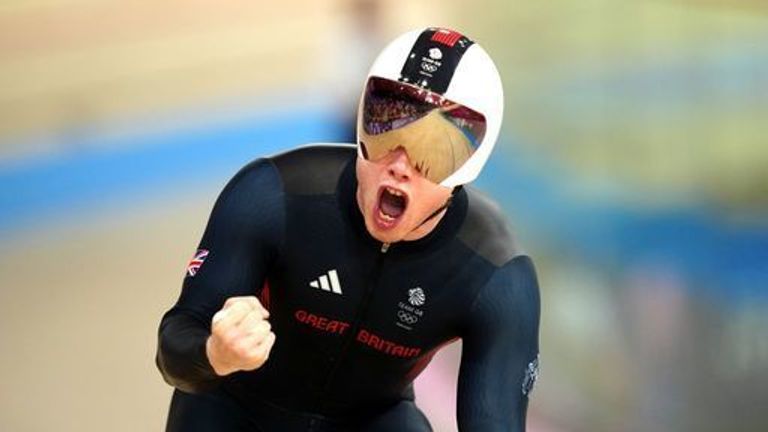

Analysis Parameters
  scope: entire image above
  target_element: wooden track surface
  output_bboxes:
[0,191,213,430]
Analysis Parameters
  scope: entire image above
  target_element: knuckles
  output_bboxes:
[221,328,239,344]
[256,320,272,334]
[234,339,255,358]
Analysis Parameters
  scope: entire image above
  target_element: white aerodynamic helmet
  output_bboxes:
[357,27,504,187]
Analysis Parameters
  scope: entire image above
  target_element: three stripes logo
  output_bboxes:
[309,269,343,295]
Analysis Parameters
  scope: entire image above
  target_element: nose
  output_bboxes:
[386,149,413,182]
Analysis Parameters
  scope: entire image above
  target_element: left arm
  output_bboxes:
[457,255,541,432]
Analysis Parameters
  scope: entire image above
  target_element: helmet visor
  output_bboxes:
[359,77,487,184]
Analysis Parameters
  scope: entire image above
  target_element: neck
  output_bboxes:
[402,207,449,241]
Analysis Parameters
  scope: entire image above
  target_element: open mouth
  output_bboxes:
[376,186,408,225]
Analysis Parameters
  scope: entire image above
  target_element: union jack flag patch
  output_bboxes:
[186,249,209,277]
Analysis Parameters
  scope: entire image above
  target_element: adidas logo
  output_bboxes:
[309,269,343,295]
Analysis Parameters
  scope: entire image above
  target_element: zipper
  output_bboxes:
[313,242,391,425]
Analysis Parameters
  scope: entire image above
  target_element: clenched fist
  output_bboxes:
[205,296,276,376]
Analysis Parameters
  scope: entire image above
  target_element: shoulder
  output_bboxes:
[268,143,356,195]
[465,255,540,335]
[457,191,540,330]
[457,186,524,267]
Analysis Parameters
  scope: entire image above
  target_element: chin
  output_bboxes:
[367,223,402,243]
[365,214,409,244]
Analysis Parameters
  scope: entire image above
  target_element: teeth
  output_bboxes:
[378,209,395,221]
[386,187,403,197]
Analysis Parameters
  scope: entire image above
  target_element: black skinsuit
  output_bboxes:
[156,144,540,431]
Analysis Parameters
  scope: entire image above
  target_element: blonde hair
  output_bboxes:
[360,109,474,183]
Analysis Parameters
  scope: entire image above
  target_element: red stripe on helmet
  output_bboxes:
[431,29,462,47]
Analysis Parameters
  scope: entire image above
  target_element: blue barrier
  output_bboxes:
[1,107,765,299]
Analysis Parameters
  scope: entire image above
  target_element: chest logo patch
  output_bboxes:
[309,269,343,295]
[408,287,426,306]
[396,287,426,330]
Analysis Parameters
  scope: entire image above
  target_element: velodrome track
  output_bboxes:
[1,1,767,431]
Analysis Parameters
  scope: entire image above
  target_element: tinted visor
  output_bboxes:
[360,77,486,184]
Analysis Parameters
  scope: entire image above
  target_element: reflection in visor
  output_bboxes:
[360,77,487,184]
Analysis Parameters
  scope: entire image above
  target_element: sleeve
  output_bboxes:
[457,255,541,432]
[155,158,285,393]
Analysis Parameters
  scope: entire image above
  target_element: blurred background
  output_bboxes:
[0,0,766,430]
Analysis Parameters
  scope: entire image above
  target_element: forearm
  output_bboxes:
[156,158,284,393]
[156,309,220,393]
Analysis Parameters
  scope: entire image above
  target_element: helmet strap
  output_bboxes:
[412,185,462,231]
